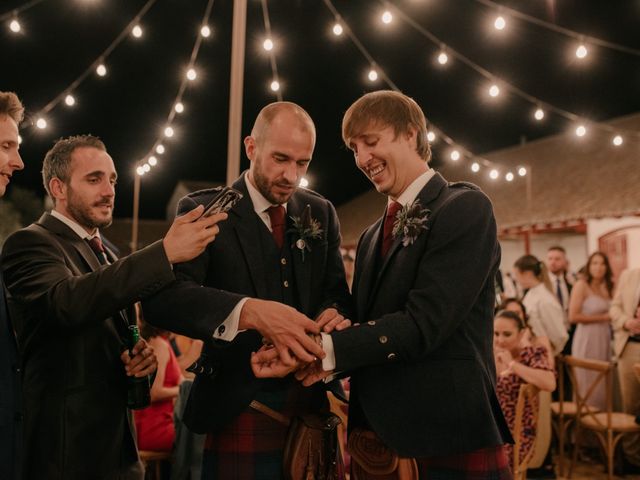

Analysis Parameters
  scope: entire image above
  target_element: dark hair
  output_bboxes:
[495,309,527,330]
[548,245,566,255]
[586,251,614,297]
[498,297,528,322]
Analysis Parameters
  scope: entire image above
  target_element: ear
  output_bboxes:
[243,135,256,162]
[405,127,418,147]
[49,177,67,203]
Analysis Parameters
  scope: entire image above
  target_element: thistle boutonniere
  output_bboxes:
[392,200,430,247]
[288,204,323,262]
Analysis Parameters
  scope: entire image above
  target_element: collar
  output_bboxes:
[391,168,435,207]
[244,171,288,215]
[51,209,100,241]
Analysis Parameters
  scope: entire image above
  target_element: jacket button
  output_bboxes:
[387,353,396,360]
[217,325,226,335]
[281,258,287,265]
[379,336,388,344]
[284,280,289,288]
[367,320,376,326]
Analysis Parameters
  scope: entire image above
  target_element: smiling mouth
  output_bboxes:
[368,164,385,179]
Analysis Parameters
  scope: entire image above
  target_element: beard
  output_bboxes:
[252,162,297,205]
[67,187,113,231]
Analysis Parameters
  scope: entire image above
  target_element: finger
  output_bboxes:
[129,354,155,376]
[252,347,280,365]
[297,316,321,335]
[131,339,148,356]
[334,319,352,331]
[120,350,131,365]
[321,314,345,333]
[275,345,297,366]
[315,308,337,328]
[200,211,228,226]
[178,204,205,223]
[289,334,324,362]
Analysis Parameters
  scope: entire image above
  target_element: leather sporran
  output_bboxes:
[348,428,418,480]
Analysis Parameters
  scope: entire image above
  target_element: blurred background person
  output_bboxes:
[568,252,614,410]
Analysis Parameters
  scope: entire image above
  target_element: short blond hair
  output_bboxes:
[0,91,25,124]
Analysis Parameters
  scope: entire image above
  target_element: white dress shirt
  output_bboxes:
[522,282,569,355]
[51,209,102,243]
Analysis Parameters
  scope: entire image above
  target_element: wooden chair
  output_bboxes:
[328,391,349,468]
[565,355,640,480]
[513,383,541,480]
[139,450,171,480]
[550,354,599,476]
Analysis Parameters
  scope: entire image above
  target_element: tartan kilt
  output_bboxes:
[415,445,512,480]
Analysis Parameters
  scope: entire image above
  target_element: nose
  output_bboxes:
[103,180,116,197]
[282,161,298,185]
[11,151,24,171]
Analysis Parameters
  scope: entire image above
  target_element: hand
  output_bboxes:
[316,308,351,333]
[163,205,228,264]
[251,345,302,378]
[295,359,332,387]
[121,338,157,377]
[240,299,324,365]
[494,349,514,376]
[625,317,640,336]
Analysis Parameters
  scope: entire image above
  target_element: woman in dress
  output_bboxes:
[494,310,556,466]
[569,252,614,410]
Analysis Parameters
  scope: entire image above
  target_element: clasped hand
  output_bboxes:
[250,307,351,386]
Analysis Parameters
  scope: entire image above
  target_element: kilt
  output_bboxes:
[415,445,512,480]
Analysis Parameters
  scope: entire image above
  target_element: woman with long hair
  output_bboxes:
[569,251,614,410]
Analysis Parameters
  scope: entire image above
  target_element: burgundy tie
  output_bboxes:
[267,205,286,250]
[87,236,108,265]
[381,201,402,258]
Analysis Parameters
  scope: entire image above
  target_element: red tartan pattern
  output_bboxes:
[415,444,513,480]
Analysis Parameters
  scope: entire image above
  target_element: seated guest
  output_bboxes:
[494,310,556,466]
[135,317,183,452]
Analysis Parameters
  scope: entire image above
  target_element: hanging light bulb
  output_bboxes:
[534,107,545,121]
[450,150,460,161]
[612,135,623,146]
[426,131,436,142]
[381,11,393,24]
[143,164,151,173]
[270,80,280,92]
[200,25,211,37]
[18,135,22,144]
[136,166,146,176]
[96,64,107,76]
[263,38,274,51]
[186,68,197,81]
[332,23,343,36]
[9,19,21,33]
[299,177,309,187]
[575,125,586,137]
[174,102,184,113]
[437,51,448,65]
[505,172,514,182]
[494,16,506,30]
[132,25,143,38]
[368,69,378,82]
[64,94,76,107]
[489,169,499,179]
[36,118,48,129]
[518,167,527,176]
[164,126,174,138]
[155,144,165,154]
[575,44,588,59]
[148,156,158,166]
[488,84,500,97]
[471,162,480,173]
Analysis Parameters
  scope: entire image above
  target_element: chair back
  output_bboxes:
[513,383,540,477]
[563,355,613,428]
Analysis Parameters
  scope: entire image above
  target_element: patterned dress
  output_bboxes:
[496,345,553,466]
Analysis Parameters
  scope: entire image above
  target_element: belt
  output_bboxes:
[627,336,640,343]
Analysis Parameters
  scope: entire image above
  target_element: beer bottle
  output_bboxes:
[127,325,151,409]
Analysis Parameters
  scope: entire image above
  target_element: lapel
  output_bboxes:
[363,173,448,315]
[356,217,384,318]
[286,194,313,313]
[230,176,269,299]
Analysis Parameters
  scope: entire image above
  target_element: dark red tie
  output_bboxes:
[87,236,108,265]
[381,201,402,258]
[267,205,286,250]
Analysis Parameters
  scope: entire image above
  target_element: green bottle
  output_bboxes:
[127,325,151,409]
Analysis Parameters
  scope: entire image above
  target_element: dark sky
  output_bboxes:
[3,0,639,220]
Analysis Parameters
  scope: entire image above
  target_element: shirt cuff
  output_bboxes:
[212,298,249,341]
[320,332,336,371]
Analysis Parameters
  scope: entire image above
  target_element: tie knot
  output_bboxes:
[386,201,402,220]
[267,205,286,228]
[87,236,105,254]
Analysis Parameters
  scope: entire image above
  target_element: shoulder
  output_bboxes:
[572,279,588,294]
[522,345,552,369]
[183,187,226,205]
[3,222,53,252]
[294,187,331,206]
[438,181,493,213]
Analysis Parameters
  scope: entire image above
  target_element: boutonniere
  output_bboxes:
[392,200,430,247]
[288,204,323,262]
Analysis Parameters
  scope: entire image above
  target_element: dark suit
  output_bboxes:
[331,173,512,458]
[1,213,175,480]
[1,271,22,480]
[143,174,351,432]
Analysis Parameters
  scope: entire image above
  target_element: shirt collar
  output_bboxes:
[51,209,100,240]
[391,168,436,207]
[244,171,288,214]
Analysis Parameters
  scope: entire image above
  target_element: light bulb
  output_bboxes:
[489,169,499,179]
[96,64,107,76]
[575,125,586,137]
[494,16,506,30]
[200,25,211,37]
[332,23,343,36]
[427,131,436,142]
[36,118,47,129]
[450,150,460,161]
[148,156,157,166]
[270,80,280,92]
[575,44,588,59]
[136,166,145,176]
[174,102,184,113]
[489,84,500,97]
[18,135,22,145]
[64,94,76,106]
[9,19,21,33]
[155,144,165,154]
[368,69,378,82]
[381,11,393,24]
[263,38,273,51]
[437,51,448,65]
[518,167,527,176]
[471,162,480,173]
[612,135,623,146]
[299,178,309,187]
[186,68,197,81]
[164,126,174,138]
[132,25,143,38]
[506,172,514,182]
[143,164,151,172]
[534,108,545,121]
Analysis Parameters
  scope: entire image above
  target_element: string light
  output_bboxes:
[489,169,499,179]
[575,44,588,59]
[332,22,343,36]
[143,164,151,172]
[427,131,436,142]
[493,16,506,30]
[200,25,211,37]
[270,80,280,92]
[471,162,480,172]
[368,68,378,82]
[505,172,514,181]
[299,177,309,187]
[36,118,47,129]
[534,107,545,121]
[518,167,527,176]
[18,135,22,145]
[437,50,448,65]
[450,149,460,161]
[96,64,107,76]
[488,84,500,97]
[263,38,274,51]
[132,24,143,38]
[148,155,158,166]
[174,102,184,113]
[155,144,165,154]
[64,94,76,106]
[164,126,174,138]
[9,19,21,33]
[186,68,197,81]
[612,135,623,146]
[136,166,145,176]
[575,125,586,137]
[381,10,393,24]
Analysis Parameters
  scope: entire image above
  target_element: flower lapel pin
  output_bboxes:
[392,200,430,247]
[288,204,323,262]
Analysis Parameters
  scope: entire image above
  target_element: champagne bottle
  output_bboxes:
[127,325,151,410]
